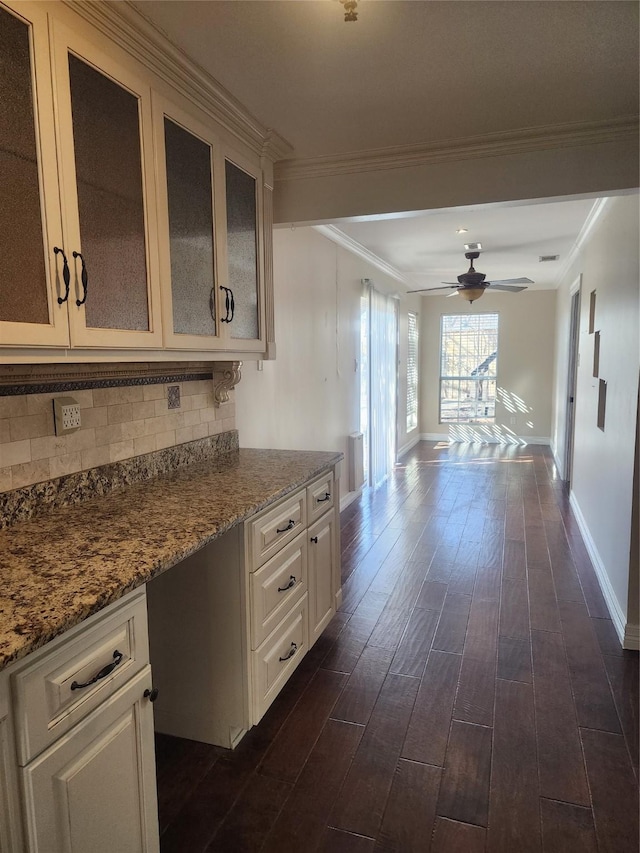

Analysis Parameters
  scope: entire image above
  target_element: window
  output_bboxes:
[406,312,419,431]
[440,313,499,423]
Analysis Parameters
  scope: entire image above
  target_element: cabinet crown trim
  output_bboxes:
[63,0,293,162]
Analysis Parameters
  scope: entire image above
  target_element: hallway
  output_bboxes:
[156,441,639,851]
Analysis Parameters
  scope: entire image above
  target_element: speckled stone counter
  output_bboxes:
[0,448,342,671]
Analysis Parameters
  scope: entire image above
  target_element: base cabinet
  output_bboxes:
[1,588,159,853]
[147,466,341,749]
[21,668,159,853]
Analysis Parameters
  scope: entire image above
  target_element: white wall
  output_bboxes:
[551,195,639,646]
[235,227,421,505]
[419,290,557,443]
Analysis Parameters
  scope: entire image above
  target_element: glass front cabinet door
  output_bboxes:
[0,2,69,347]
[154,93,265,353]
[51,22,162,349]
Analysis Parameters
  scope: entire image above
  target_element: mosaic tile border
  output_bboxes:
[0,372,213,397]
[0,429,239,529]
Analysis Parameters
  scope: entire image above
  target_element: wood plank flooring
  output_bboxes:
[155,441,639,852]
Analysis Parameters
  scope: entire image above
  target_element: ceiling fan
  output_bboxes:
[408,251,533,304]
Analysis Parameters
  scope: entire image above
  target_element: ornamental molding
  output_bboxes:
[64,0,293,162]
[275,116,639,182]
[213,362,242,407]
[313,225,416,288]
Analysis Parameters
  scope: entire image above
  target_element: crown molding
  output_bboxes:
[276,116,639,182]
[313,225,416,288]
[555,197,612,285]
[63,0,293,161]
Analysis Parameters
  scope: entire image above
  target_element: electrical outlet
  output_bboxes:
[53,396,81,435]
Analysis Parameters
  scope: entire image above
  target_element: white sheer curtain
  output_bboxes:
[368,286,398,488]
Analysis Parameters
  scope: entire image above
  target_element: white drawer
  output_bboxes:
[251,596,308,724]
[11,588,149,765]
[306,471,335,526]
[248,488,307,569]
[250,531,307,649]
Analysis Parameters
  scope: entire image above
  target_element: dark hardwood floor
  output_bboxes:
[155,441,639,852]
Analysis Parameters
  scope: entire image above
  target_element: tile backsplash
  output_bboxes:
[0,377,235,493]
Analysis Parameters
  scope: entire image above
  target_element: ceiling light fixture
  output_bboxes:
[458,287,485,304]
[340,0,358,22]
[456,228,468,234]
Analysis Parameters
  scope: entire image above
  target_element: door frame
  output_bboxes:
[564,274,582,483]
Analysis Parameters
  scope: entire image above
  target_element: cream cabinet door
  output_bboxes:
[50,21,163,349]
[0,1,69,347]
[0,704,23,853]
[21,667,159,853]
[308,513,337,645]
[217,146,266,352]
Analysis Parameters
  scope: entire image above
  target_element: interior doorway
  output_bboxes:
[564,277,581,483]
[360,282,398,488]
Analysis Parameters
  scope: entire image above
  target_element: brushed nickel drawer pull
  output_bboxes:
[276,519,295,534]
[70,650,123,691]
[316,492,331,502]
[279,642,298,662]
[277,575,296,592]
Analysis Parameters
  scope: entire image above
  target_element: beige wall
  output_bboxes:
[551,194,639,645]
[235,227,421,504]
[274,139,638,224]
[419,290,557,442]
[0,379,234,493]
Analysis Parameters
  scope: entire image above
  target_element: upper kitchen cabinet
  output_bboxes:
[154,94,266,353]
[50,21,163,349]
[0,0,289,360]
[0,2,69,347]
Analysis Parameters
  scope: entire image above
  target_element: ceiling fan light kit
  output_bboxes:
[408,250,533,304]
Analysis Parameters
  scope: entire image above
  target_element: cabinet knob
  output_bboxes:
[144,687,159,703]
[310,536,318,544]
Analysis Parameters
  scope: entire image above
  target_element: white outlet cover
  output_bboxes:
[53,396,82,435]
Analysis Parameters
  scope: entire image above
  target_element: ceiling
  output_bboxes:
[130,1,637,293]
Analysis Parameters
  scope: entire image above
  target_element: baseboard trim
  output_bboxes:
[419,432,550,446]
[397,433,422,459]
[623,623,640,651]
[340,488,363,513]
[569,492,629,646]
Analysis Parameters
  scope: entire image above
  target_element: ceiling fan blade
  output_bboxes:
[406,285,459,293]
[440,281,459,285]
[446,291,460,298]
[488,284,528,293]
[487,277,534,286]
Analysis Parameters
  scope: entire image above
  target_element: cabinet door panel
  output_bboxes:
[51,24,162,348]
[225,159,262,348]
[0,3,68,346]
[68,55,149,332]
[308,514,336,645]
[22,668,159,853]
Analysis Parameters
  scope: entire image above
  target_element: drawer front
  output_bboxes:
[12,589,149,765]
[307,471,335,526]
[249,488,307,569]
[251,596,308,724]
[250,532,308,649]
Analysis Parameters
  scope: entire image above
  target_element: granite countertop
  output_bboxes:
[0,447,342,671]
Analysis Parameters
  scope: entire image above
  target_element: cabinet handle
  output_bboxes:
[219,286,231,322]
[228,287,235,321]
[277,575,296,592]
[310,536,318,544]
[316,492,331,503]
[70,650,123,691]
[276,519,295,534]
[279,642,298,662]
[144,687,159,703]
[54,247,70,305]
[72,251,88,306]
